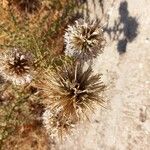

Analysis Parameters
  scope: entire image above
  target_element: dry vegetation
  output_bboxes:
[0,0,106,149]
[0,0,78,149]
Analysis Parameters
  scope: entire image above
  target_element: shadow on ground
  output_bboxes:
[104,1,139,54]
[76,0,104,18]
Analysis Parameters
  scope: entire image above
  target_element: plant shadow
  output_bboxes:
[104,1,139,54]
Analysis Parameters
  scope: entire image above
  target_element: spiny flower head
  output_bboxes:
[42,107,75,139]
[43,61,105,120]
[11,0,41,14]
[64,19,105,60]
[0,48,33,85]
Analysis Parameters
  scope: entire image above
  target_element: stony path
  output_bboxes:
[57,0,150,149]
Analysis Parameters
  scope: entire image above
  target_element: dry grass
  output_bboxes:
[1,121,50,150]
[0,0,79,149]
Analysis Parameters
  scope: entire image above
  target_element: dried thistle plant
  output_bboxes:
[42,107,76,139]
[0,0,81,147]
[10,0,41,14]
[64,19,106,60]
[0,48,34,85]
[42,61,105,121]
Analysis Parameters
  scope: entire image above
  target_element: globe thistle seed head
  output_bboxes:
[64,19,106,60]
[11,0,41,14]
[44,62,105,120]
[42,108,76,139]
[0,49,33,85]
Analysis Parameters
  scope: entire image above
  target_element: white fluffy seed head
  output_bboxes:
[64,19,105,60]
[42,107,76,139]
[0,48,33,85]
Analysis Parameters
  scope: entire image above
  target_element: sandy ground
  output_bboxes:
[56,0,150,149]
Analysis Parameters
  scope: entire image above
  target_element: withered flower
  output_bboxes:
[64,19,105,60]
[43,61,105,120]
[42,107,75,139]
[10,0,41,14]
[0,49,33,85]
